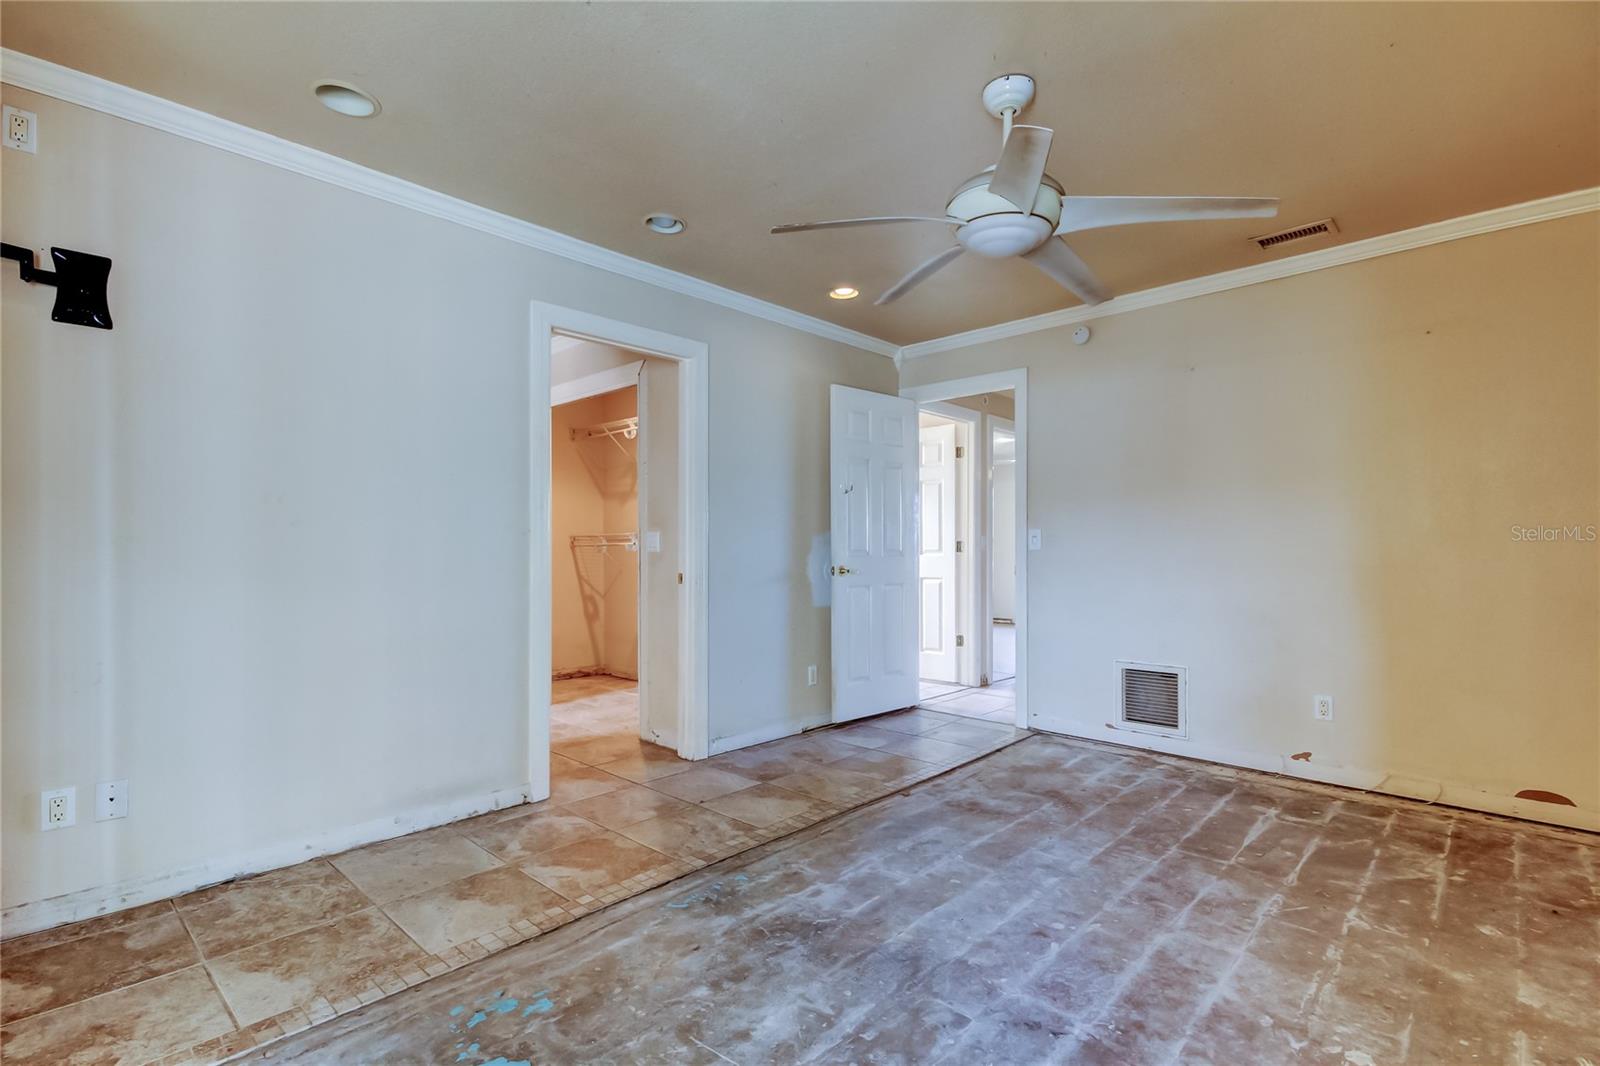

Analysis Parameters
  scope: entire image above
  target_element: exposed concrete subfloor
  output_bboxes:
[250,734,1598,1065]
[0,680,1023,1065]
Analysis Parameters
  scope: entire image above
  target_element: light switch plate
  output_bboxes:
[644,530,662,553]
[1027,528,1043,551]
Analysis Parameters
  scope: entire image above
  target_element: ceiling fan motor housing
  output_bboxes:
[947,171,1064,257]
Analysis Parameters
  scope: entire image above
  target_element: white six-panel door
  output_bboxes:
[918,421,960,683]
[830,385,919,723]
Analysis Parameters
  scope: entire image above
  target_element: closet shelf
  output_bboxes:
[571,417,638,442]
[570,533,639,551]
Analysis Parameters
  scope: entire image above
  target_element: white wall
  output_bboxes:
[901,213,1600,828]
[1,86,894,926]
[550,337,639,389]
[991,459,1016,621]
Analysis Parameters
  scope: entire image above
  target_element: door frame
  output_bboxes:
[901,371,1029,729]
[916,401,981,687]
[529,302,710,804]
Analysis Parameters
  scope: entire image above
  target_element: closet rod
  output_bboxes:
[570,533,639,550]
[571,416,638,441]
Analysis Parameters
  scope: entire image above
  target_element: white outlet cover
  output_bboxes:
[1314,695,1335,721]
[3,106,37,154]
[41,786,75,831]
[96,779,130,821]
[806,664,818,686]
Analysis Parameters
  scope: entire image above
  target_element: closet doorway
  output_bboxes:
[551,349,644,744]
[530,303,709,809]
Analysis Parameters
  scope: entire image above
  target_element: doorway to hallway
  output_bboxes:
[914,388,1021,725]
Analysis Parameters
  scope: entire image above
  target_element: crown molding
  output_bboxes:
[899,186,1600,360]
[0,49,899,359]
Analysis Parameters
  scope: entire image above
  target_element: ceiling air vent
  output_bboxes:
[1116,661,1187,738]
[1250,218,1338,250]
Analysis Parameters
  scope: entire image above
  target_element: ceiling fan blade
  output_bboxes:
[1055,196,1280,235]
[771,216,960,235]
[1023,237,1109,305]
[875,246,965,306]
[988,125,1053,211]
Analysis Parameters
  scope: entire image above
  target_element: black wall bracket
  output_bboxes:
[1,242,113,330]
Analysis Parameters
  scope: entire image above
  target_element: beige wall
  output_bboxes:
[902,213,1600,826]
[550,391,638,678]
[1,86,894,923]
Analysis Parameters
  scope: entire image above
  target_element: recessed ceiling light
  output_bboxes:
[828,286,860,300]
[643,214,685,235]
[313,81,380,118]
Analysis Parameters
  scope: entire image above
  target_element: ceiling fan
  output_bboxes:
[771,74,1280,307]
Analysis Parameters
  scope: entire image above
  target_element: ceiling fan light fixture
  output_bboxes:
[643,213,685,235]
[828,286,860,300]
[956,214,1052,258]
[313,81,380,118]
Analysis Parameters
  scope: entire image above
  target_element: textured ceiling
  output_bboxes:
[4,2,1596,346]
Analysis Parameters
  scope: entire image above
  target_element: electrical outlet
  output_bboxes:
[806,664,818,687]
[3,106,37,153]
[1314,695,1334,721]
[96,779,129,821]
[41,787,75,831]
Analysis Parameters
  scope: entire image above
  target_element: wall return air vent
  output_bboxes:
[1249,217,1338,250]
[1116,660,1187,737]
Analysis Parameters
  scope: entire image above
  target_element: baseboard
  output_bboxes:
[1037,718,1598,833]
[1,783,531,940]
[709,714,832,756]
[552,668,638,682]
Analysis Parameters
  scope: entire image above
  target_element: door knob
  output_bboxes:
[830,565,852,576]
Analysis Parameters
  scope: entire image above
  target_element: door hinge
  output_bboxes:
[956,634,965,647]
[955,445,965,459]
[956,540,964,553]
[677,572,683,585]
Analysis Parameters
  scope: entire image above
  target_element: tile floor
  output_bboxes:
[917,624,1020,724]
[0,677,1024,1066]
[251,733,1600,1065]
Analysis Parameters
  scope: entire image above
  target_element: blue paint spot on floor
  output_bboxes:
[449,1005,465,1017]
[466,1010,489,1029]
[491,997,519,1014]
